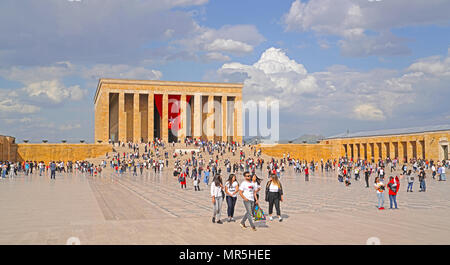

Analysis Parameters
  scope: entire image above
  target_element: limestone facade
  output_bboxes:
[259,130,450,162]
[0,135,17,161]
[1,135,112,163]
[16,144,112,163]
[94,78,243,143]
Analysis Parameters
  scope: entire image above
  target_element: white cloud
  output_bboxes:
[82,64,163,81]
[407,53,450,77]
[253,47,307,75]
[175,24,265,57]
[0,0,207,66]
[215,47,450,123]
[353,104,385,121]
[204,52,231,62]
[283,0,450,57]
[0,99,40,114]
[21,80,87,103]
[59,123,81,131]
[206,39,253,54]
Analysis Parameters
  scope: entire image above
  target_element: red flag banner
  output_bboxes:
[154,94,162,118]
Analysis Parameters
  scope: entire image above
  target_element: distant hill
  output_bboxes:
[286,134,325,144]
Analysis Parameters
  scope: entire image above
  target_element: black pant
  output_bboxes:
[51,170,56,179]
[181,183,186,189]
[194,185,200,191]
[365,176,369,187]
[226,196,237,217]
[268,192,281,216]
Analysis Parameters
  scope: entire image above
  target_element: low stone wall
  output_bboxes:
[16,143,113,162]
[0,135,17,161]
[258,143,333,161]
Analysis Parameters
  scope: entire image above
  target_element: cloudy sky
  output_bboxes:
[1,0,449,142]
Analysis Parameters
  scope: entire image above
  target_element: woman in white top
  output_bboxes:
[374,176,385,210]
[251,174,262,218]
[210,175,224,224]
[225,174,239,222]
[265,174,284,221]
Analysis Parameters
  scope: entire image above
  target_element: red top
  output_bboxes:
[180,173,187,185]
[388,179,399,195]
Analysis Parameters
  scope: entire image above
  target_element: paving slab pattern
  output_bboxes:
[1,149,449,244]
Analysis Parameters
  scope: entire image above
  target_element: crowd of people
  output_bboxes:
[1,138,449,227]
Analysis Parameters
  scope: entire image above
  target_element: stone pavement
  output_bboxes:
[0,167,449,244]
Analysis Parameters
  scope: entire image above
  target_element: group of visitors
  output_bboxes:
[210,171,284,231]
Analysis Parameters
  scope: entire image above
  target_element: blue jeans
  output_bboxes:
[420,180,426,191]
[389,194,397,209]
[377,193,384,208]
[226,196,237,218]
[407,182,413,191]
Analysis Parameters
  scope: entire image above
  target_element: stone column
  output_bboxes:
[361,143,366,159]
[179,94,187,142]
[162,93,169,142]
[368,143,374,161]
[398,141,405,162]
[133,93,141,143]
[118,92,126,142]
[407,140,414,161]
[148,92,154,142]
[206,95,214,141]
[417,139,423,159]
[234,95,243,143]
[374,143,380,161]
[101,91,109,143]
[384,142,389,159]
[222,96,227,142]
[193,94,202,139]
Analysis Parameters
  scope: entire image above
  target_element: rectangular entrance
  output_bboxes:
[154,94,162,140]
[109,93,119,142]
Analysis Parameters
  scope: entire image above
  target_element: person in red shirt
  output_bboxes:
[180,171,187,189]
[304,167,309,181]
[387,176,399,209]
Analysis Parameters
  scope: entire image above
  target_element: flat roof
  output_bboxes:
[94,78,243,104]
[326,124,450,140]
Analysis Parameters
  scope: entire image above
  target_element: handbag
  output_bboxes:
[253,205,266,221]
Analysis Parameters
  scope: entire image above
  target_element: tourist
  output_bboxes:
[374,177,385,210]
[304,166,309,181]
[203,168,210,185]
[265,174,283,222]
[419,167,426,192]
[179,170,187,189]
[210,174,224,224]
[239,171,258,231]
[431,164,436,179]
[438,164,446,181]
[387,176,399,209]
[224,174,239,222]
[50,161,56,179]
[406,170,414,192]
[364,168,370,188]
[193,173,200,191]
[251,174,262,217]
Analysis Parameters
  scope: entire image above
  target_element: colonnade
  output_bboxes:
[341,138,426,162]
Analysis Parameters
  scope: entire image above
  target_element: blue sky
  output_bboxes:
[0,0,449,142]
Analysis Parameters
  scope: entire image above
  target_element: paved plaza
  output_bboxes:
[1,164,449,245]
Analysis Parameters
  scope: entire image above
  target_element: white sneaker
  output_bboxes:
[269,216,273,221]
